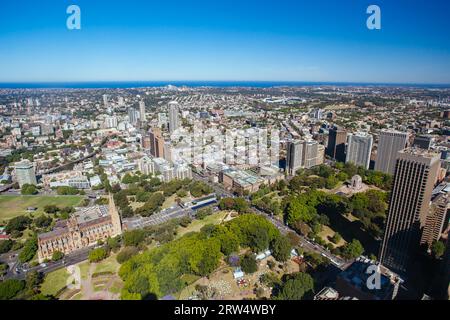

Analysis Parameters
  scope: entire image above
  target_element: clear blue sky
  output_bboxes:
[0,0,449,83]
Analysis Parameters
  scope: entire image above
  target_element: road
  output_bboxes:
[191,171,348,269]
[1,247,91,280]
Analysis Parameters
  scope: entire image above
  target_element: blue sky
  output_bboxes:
[0,0,449,83]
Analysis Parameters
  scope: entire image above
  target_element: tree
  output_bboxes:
[0,240,13,254]
[0,263,8,276]
[270,235,292,262]
[44,205,60,214]
[18,237,38,263]
[5,216,32,234]
[25,270,43,289]
[241,254,258,274]
[34,215,52,228]
[52,251,64,261]
[341,239,364,259]
[196,207,213,220]
[56,186,79,195]
[117,247,139,264]
[276,272,314,300]
[123,230,147,247]
[0,279,25,300]
[21,184,37,195]
[89,248,109,263]
[331,232,342,244]
[107,236,121,253]
[431,241,446,259]
[286,197,316,225]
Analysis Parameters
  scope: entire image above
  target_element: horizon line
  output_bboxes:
[0,80,449,88]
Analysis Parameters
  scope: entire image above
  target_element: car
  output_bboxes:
[40,263,47,268]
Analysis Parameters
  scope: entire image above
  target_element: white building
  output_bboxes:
[168,101,180,133]
[14,159,37,187]
[346,132,373,170]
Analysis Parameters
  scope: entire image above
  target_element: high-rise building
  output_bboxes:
[326,128,347,162]
[139,101,146,124]
[379,148,441,275]
[149,128,165,158]
[303,140,322,169]
[286,140,303,175]
[412,135,433,150]
[158,113,168,128]
[168,101,180,133]
[375,130,409,174]
[346,132,373,169]
[128,108,139,125]
[421,192,448,249]
[14,159,37,187]
[118,96,125,107]
[102,94,108,107]
[286,140,323,175]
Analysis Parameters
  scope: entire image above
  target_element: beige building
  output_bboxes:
[37,194,122,262]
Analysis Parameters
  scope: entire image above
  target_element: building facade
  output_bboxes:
[37,194,122,262]
[379,148,440,275]
[375,130,409,174]
[14,159,37,187]
[168,101,180,133]
[346,132,373,169]
[326,128,347,162]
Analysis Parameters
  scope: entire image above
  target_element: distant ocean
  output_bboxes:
[0,81,448,89]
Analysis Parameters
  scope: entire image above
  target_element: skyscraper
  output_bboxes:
[102,94,108,107]
[149,128,165,158]
[139,101,146,124]
[379,148,440,275]
[375,130,409,174]
[421,192,448,249]
[14,159,37,187]
[345,132,373,169]
[168,101,180,133]
[128,108,139,125]
[286,140,323,175]
[412,135,433,150]
[326,127,347,162]
[286,140,303,175]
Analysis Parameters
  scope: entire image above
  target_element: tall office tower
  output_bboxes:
[421,192,448,249]
[379,148,441,275]
[168,101,180,133]
[118,96,125,107]
[102,94,108,107]
[412,135,433,150]
[14,159,37,187]
[303,140,321,169]
[104,116,118,129]
[149,128,165,158]
[128,108,139,125]
[286,140,303,175]
[326,127,347,162]
[345,132,373,169]
[158,113,168,128]
[375,130,409,174]
[139,101,146,124]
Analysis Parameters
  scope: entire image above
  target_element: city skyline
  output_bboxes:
[0,0,450,84]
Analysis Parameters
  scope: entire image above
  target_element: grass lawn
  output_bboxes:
[0,195,84,221]
[162,194,178,210]
[41,268,70,297]
[78,262,90,280]
[318,225,346,247]
[109,280,123,294]
[93,254,120,275]
[176,211,229,239]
